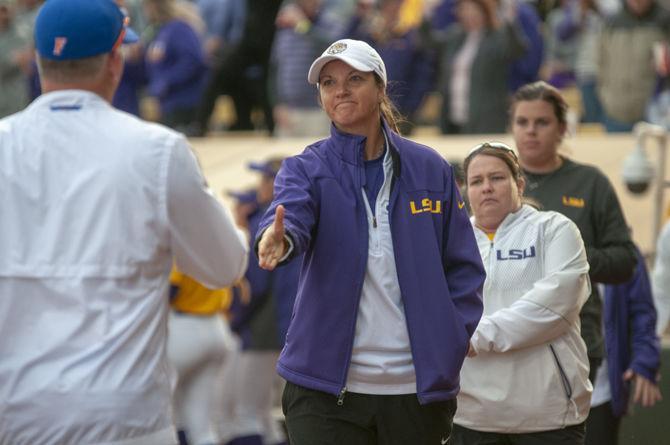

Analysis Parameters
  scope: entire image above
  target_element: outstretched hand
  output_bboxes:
[623,369,662,408]
[258,205,287,271]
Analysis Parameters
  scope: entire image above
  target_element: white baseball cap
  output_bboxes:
[308,39,387,86]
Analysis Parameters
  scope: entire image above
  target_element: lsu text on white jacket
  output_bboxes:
[455,205,592,433]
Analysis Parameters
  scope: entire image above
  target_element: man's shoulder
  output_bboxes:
[107,109,186,145]
[0,111,22,132]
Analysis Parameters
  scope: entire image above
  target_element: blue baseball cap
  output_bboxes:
[35,0,139,61]
[248,158,283,177]
[226,189,258,204]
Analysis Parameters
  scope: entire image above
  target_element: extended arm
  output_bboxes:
[255,156,317,268]
[167,136,248,288]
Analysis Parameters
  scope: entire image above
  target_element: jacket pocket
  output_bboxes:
[549,344,573,401]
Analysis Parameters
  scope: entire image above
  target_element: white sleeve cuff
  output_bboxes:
[278,234,294,263]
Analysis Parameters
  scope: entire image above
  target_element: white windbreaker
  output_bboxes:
[455,205,592,433]
[0,91,248,445]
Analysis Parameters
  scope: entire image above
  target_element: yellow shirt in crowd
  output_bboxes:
[170,267,232,315]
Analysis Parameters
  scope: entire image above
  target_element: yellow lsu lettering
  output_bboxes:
[410,198,442,214]
[562,196,585,208]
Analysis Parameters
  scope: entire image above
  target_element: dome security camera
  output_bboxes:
[622,146,654,194]
[622,122,666,195]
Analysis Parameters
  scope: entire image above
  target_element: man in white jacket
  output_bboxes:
[0,1,248,444]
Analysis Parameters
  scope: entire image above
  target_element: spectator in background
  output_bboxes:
[653,221,670,335]
[510,81,638,385]
[167,271,237,445]
[222,158,300,445]
[429,0,543,95]
[112,0,146,116]
[421,0,526,134]
[347,0,434,135]
[197,0,245,63]
[143,0,208,131]
[196,0,247,131]
[503,0,543,93]
[597,0,670,132]
[542,0,579,89]
[557,0,605,123]
[454,142,591,444]
[586,246,662,445]
[194,0,283,136]
[431,0,458,29]
[0,0,31,118]
[271,0,345,138]
[13,0,41,101]
[13,0,40,26]
[112,41,145,115]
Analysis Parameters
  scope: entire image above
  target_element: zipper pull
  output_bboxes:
[337,387,347,406]
[372,215,377,228]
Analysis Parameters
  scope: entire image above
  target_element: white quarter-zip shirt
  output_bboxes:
[345,142,416,395]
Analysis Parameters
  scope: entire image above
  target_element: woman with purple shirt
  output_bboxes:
[143,0,207,130]
[256,39,485,445]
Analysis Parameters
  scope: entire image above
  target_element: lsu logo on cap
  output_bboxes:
[327,42,347,55]
[53,37,67,56]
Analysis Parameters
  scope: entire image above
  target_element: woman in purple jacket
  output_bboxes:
[256,39,485,445]
[586,246,662,445]
[143,0,207,131]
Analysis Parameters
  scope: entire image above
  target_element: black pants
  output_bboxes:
[282,381,457,445]
[451,423,585,445]
[584,402,620,445]
[160,106,198,130]
[195,48,273,135]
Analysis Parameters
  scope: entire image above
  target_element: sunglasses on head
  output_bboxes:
[466,142,518,161]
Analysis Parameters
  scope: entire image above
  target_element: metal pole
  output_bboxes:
[654,136,666,248]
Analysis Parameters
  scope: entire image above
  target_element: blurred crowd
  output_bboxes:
[2,0,670,136]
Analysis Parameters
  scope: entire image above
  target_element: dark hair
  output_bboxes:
[463,143,537,211]
[509,81,569,127]
[463,142,523,184]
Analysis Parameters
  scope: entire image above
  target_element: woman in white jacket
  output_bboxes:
[453,142,592,444]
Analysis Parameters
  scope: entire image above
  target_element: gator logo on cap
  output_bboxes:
[53,37,67,56]
[327,42,347,55]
